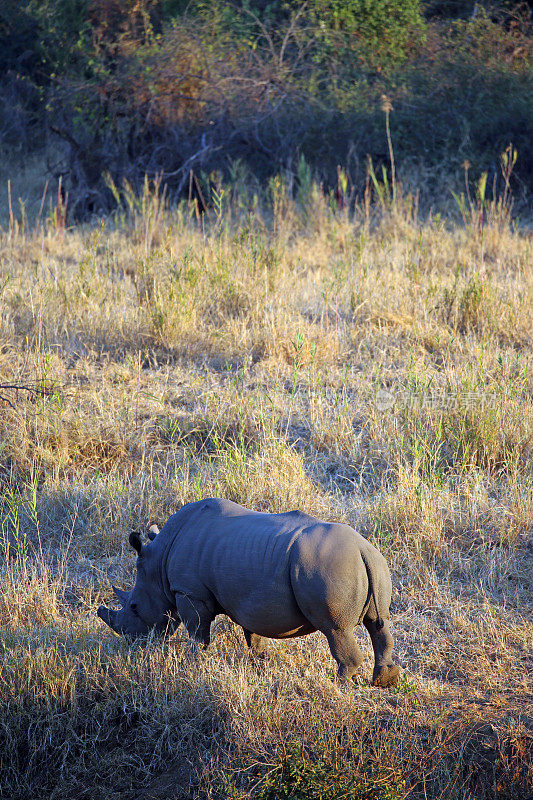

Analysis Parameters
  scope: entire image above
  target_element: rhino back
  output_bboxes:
[165,498,314,637]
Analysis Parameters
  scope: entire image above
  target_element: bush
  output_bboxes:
[2,0,532,216]
[309,0,426,68]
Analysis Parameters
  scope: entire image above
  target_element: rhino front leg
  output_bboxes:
[364,617,400,688]
[242,628,267,654]
[325,628,364,684]
[175,595,214,647]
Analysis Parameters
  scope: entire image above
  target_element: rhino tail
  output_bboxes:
[360,552,384,630]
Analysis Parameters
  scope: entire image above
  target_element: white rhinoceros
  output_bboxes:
[98,498,400,687]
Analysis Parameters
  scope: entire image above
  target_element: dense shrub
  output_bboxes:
[1,1,531,214]
[309,0,426,67]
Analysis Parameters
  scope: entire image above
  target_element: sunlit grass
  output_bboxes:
[0,191,531,798]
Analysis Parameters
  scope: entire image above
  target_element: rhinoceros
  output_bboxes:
[98,498,400,687]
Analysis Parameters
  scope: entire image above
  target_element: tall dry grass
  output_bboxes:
[0,183,531,799]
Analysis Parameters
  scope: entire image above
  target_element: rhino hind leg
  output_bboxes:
[364,617,400,688]
[243,629,267,655]
[325,628,364,684]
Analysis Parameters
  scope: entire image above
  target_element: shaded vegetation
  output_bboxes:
[1,1,532,217]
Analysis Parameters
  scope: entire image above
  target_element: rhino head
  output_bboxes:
[97,525,177,639]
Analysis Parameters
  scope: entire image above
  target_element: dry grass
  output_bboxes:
[0,189,531,799]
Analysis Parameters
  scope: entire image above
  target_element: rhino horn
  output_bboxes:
[129,531,143,555]
[147,524,160,541]
[112,585,130,606]
[97,606,117,630]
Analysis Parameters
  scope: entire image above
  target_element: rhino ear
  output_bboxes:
[112,585,130,606]
[129,531,143,555]
[147,524,160,542]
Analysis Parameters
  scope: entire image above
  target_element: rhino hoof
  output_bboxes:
[372,664,401,688]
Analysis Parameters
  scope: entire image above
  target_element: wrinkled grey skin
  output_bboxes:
[98,498,400,687]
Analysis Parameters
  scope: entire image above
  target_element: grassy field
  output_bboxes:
[0,183,531,799]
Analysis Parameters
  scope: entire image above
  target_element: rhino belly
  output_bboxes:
[266,621,316,639]
[216,585,315,639]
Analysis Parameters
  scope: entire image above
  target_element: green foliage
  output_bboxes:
[309,0,426,68]
[253,740,405,800]
[1,0,532,210]
[0,0,90,82]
